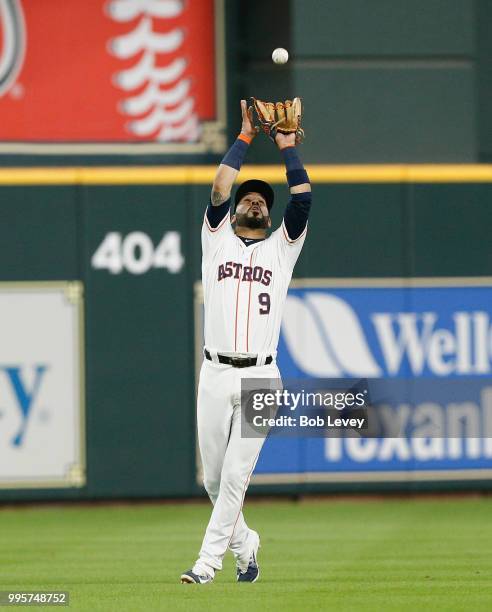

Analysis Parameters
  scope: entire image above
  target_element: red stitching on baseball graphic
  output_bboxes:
[107,0,200,142]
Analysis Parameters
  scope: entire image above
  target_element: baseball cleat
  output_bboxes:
[180,570,214,584]
[237,533,260,583]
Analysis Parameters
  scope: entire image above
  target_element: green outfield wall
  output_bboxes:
[242,0,478,164]
[0,166,491,500]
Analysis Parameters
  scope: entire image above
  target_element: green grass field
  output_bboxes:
[1,498,491,611]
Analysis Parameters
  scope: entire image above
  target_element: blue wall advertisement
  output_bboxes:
[252,278,492,484]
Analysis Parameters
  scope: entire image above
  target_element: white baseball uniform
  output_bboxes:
[193,207,307,577]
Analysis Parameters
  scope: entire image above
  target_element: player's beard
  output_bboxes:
[235,210,269,229]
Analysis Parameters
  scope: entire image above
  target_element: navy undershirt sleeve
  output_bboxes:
[283,192,312,240]
[206,197,231,228]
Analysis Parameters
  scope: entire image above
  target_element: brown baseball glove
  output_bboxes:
[252,97,304,143]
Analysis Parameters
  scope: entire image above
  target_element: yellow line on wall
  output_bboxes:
[1,165,492,185]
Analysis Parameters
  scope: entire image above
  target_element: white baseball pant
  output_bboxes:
[193,358,280,576]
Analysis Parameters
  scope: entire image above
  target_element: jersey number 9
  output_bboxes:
[258,293,270,314]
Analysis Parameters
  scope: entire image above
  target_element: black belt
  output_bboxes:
[204,349,272,368]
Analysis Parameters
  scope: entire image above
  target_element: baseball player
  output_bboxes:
[181,99,311,584]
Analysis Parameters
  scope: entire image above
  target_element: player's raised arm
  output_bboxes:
[206,101,258,228]
[275,132,312,241]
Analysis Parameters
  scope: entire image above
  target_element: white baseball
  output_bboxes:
[272,48,289,64]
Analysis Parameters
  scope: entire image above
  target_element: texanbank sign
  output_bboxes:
[253,278,492,484]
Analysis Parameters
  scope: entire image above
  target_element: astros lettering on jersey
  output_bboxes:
[202,213,306,358]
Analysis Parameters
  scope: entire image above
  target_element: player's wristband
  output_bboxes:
[238,133,252,144]
[221,135,250,171]
[282,146,310,187]
[287,168,310,187]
